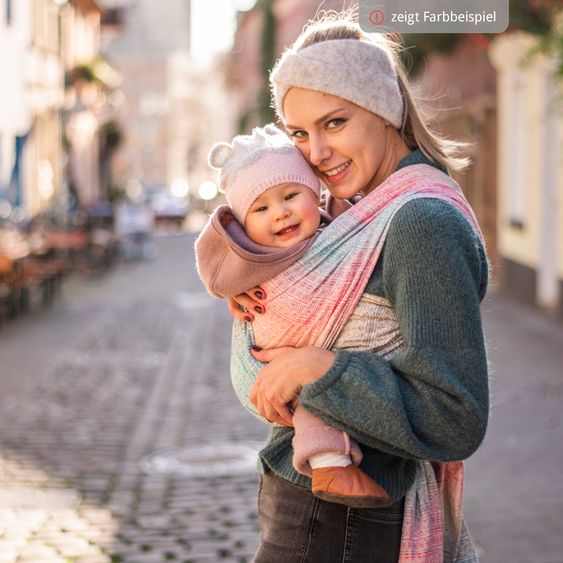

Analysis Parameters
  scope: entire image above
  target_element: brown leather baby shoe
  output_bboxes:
[311,464,391,508]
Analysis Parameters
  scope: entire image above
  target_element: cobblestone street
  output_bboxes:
[0,234,562,562]
[0,235,267,562]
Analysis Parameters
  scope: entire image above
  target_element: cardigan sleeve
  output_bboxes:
[299,198,490,462]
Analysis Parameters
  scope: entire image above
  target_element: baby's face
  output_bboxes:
[244,182,320,248]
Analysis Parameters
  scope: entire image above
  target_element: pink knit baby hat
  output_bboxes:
[208,124,321,224]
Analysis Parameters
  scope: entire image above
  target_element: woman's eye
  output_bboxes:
[289,130,307,139]
[327,118,345,129]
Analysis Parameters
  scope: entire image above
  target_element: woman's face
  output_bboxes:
[283,88,392,199]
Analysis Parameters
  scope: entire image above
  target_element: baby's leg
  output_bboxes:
[292,404,390,508]
[292,405,362,476]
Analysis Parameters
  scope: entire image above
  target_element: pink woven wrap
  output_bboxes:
[399,461,477,562]
[232,164,482,562]
[250,164,482,352]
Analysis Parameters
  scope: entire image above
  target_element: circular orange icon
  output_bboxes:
[369,9,385,26]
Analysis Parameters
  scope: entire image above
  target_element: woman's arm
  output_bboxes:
[258,199,490,462]
[249,345,336,426]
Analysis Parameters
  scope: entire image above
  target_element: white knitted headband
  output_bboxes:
[271,39,404,129]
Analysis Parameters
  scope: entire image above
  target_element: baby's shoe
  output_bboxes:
[311,464,390,508]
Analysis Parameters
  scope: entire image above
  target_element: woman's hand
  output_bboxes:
[227,286,266,322]
[249,346,336,426]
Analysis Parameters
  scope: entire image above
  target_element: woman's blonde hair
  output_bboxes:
[284,12,470,172]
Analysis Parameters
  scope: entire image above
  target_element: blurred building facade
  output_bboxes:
[416,39,498,268]
[166,54,234,204]
[102,0,188,191]
[100,0,234,206]
[229,0,341,132]
[0,0,65,219]
[62,0,122,209]
[0,0,120,222]
[490,32,563,319]
[0,0,29,214]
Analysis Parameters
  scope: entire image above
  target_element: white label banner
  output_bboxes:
[359,0,509,33]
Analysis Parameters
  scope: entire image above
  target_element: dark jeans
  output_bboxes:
[254,470,404,563]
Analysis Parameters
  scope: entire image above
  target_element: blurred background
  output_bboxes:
[0,0,562,313]
[0,1,562,562]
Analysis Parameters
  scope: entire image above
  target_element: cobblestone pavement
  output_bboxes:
[0,235,267,562]
[1,234,563,562]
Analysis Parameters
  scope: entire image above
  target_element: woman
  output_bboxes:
[229,14,489,563]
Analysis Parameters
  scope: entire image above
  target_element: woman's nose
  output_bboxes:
[308,135,331,166]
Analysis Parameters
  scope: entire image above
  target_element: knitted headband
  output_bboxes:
[271,39,404,129]
[208,124,321,224]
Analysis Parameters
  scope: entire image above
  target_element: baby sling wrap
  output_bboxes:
[231,164,482,562]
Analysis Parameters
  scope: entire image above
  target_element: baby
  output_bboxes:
[195,124,389,508]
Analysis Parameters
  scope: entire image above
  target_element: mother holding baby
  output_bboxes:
[228,14,489,563]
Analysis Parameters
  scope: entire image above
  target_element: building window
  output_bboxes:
[6,0,13,24]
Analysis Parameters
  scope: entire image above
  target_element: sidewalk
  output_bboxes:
[464,295,563,563]
[0,233,562,562]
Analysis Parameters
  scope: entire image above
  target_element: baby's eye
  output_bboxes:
[327,118,345,129]
[285,193,299,200]
[253,206,268,213]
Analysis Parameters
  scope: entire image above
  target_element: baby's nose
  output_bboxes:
[274,203,290,219]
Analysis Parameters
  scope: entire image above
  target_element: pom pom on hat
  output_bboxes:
[208,142,233,170]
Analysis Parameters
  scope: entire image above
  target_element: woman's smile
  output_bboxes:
[322,160,352,182]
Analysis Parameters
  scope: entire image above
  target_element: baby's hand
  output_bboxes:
[227,286,266,322]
